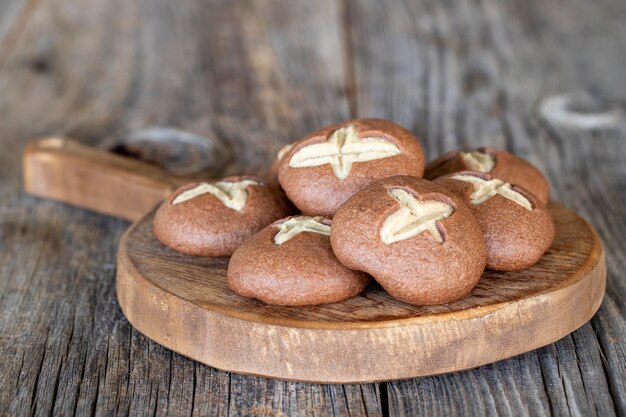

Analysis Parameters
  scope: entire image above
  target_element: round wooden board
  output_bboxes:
[116,203,606,384]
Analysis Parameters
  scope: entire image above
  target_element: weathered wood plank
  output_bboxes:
[348,0,625,415]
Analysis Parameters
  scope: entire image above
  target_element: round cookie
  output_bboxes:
[434,171,555,271]
[227,216,371,306]
[278,118,426,217]
[424,147,550,205]
[330,176,486,306]
[153,176,291,257]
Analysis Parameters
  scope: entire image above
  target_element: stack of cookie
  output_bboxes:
[153,119,555,306]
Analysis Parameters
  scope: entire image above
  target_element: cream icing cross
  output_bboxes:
[273,216,330,245]
[451,174,532,210]
[276,143,294,161]
[380,189,454,244]
[460,150,495,172]
[288,125,401,180]
[172,179,260,211]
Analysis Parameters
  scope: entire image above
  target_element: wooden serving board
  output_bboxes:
[116,203,605,384]
[23,138,607,383]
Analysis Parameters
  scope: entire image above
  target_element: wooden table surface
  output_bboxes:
[0,0,624,416]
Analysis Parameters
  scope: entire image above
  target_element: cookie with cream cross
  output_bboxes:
[227,216,370,306]
[435,171,555,271]
[277,118,426,217]
[330,176,486,306]
[153,176,292,257]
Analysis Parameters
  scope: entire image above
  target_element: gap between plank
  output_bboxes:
[380,382,390,417]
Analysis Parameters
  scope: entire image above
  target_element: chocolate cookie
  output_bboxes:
[278,119,426,217]
[228,216,371,306]
[153,176,291,257]
[330,176,486,306]
[434,172,555,271]
[424,147,550,205]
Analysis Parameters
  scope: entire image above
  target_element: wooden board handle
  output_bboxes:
[23,137,193,221]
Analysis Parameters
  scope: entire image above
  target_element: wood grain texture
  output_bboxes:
[116,203,605,383]
[0,0,624,415]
